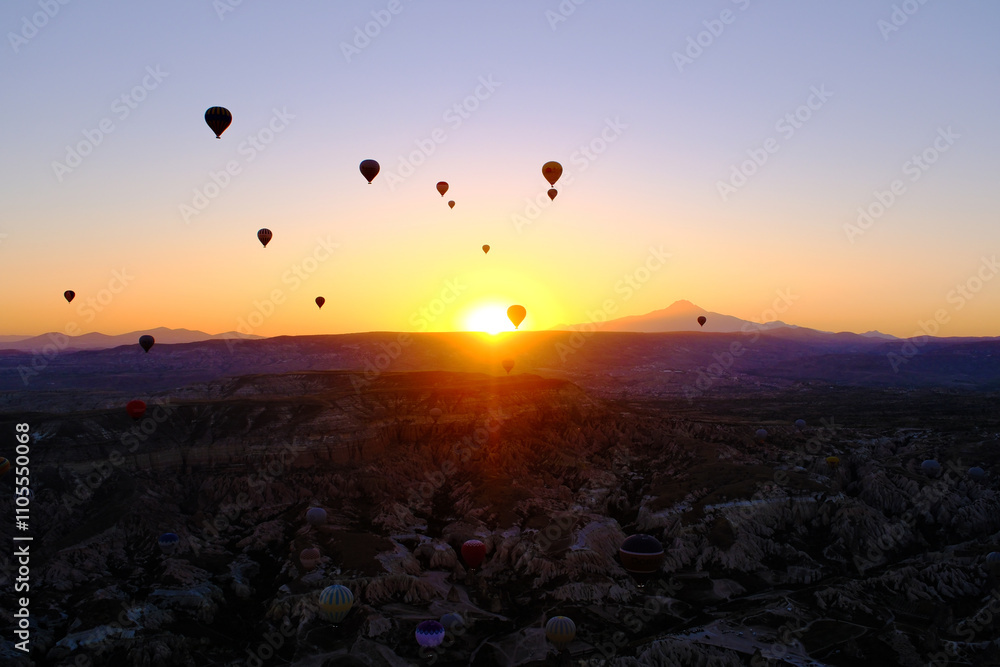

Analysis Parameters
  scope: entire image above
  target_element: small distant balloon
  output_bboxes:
[755,428,768,442]
[415,620,445,648]
[205,106,232,138]
[794,419,806,431]
[158,533,179,554]
[547,188,558,201]
[542,161,563,186]
[448,200,455,209]
[440,612,464,633]
[429,407,442,422]
[126,400,146,420]
[436,181,449,196]
[315,296,325,309]
[501,359,514,375]
[826,456,840,469]
[697,316,707,327]
[139,335,154,353]
[987,552,1000,569]
[545,616,576,650]
[257,228,272,248]
[507,305,526,329]
[360,159,380,184]
[0,457,9,477]
[300,547,321,571]
[319,585,354,623]
[306,507,327,525]
[482,245,490,254]
[619,534,664,577]
[64,290,75,303]
[969,466,986,480]
[922,459,941,476]
[461,539,486,570]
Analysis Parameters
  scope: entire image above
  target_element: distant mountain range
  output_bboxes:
[0,327,262,352]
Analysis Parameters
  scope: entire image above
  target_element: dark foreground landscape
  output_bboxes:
[2,331,999,665]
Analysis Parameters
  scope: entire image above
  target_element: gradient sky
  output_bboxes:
[3,1,999,338]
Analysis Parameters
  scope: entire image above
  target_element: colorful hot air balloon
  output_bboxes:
[461,539,486,570]
[507,305,526,329]
[547,188,557,201]
[257,228,272,248]
[826,456,841,469]
[0,457,9,477]
[64,290,75,303]
[205,107,232,138]
[969,466,986,480]
[619,534,664,578]
[315,296,325,309]
[126,400,146,420]
[360,159,380,184]
[482,245,490,254]
[306,507,327,525]
[448,200,455,209]
[697,316,707,327]
[319,585,354,623]
[755,428,768,442]
[542,161,563,186]
[436,182,449,196]
[139,335,154,353]
[794,419,806,431]
[415,620,445,648]
[545,616,576,650]
[300,547,321,571]
[501,359,514,375]
[158,533,179,554]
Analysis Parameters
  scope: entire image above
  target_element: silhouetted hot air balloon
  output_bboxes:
[697,316,707,327]
[306,507,327,525]
[448,200,455,209]
[507,305,526,329]
[0,457,9,477]
[794,419,806,431]
[126,400,146,420]
[139,335,154,353]
[360,159,380,184]
[415,620,445,648]
[826,456,841,469]
[969,466,986,480]
[482,245,490,254]
[922,459,941,477]
[429,408,442,423]
[547,188,558,201]
[205,107,232,138]
[545,616,576,651]
[440,612,464,633]
[300,547,321,571]
[64,290,75,303]
[461,539,486,570]
[315,297,325,309]
[542,161,563,186]
[755,428,768,442]
[319,585,354,623]
[257,228,272,248]
[158,533,179,554]
[436,182,448,196]
[619,534,664,581]
[501,359,514,375]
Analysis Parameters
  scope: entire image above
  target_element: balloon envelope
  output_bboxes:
[922,460,941,475]
[158,533,179,554]
[697,316,707,327]
[64,290,75,303]
[139,335,154,353]
[257,228,272,248]
[205,106,232,138]
[126,400,146,420]
[319,585,354,623]
[440,612,464,632]
[306,507,327,525]
[315,296,325,309]
[619,534,664,574]
[755,429,768,442]
[436,181,448,196]
[542,161,563,186]
[461,539,486,569]
[547,188,557,201]
[545,616,576,649]
[826,456,840,468]
[415,620,445,648]
[448,200,455,209]
[482,245,490,254]
[794,419,806,430]
[501,359,514,374]
[300,548,321,571]
[507,305,526,329]
[360,159,380,183]
[969,466,986,480]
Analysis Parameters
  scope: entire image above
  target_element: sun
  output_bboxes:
[462,303,514,335]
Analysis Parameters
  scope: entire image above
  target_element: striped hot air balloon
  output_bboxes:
[415,620,445,648]
[319,585,354,623]
[205,106,232,138]
[158,533,179,554]
[619,534,664,581]
[545,616,576,650]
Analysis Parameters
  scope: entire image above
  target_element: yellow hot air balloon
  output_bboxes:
[507,305,526,329]
[319,585,354,623]
[545,616,576,651]
[826,456,841,469]
[542,161,562,186]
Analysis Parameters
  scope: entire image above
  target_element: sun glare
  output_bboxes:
[462,303,514,335]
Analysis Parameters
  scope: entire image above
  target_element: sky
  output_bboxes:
[2,1,999,339]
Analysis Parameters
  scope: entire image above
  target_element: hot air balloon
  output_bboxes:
[794,419,806,431]
[461,539,486,570]
[987,552,1000,571]
[501,359,514,375]
[826,456,840,469]
[319,585,354,623]
[126,400,146,420]
[158,533,179,554]
[300,547,321,571]
[359,159,380,184]
[306,507,327,525]
[922,459,941,477]
[482,245,490,254]
[257,228,272,248]
[542,161,563,186]
[415,620,445,648]
[547,188,558,201]
[64,290,75,303]
[315,296,325,309]
[448,200,455,209]
[697,316,707,327]
[0,458,9,477]
[436,182,448,196]
[545,616,576,651]
[755,428,768,442]
[507,305,526,329]
[139,335,154,353]
[440,612,464,633]
[205,106,232,138]
[969,466,986,480]
[429,408,442,423]
[619,534,664,580]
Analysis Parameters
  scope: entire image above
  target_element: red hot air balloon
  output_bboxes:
[547,188,557,201]
[360,159,380,184]
[436,181,449,196]
[205,107,232,138]
[139,335,154,353]
[461,539,486,570]
[257,228,272,248]
[448,200,455,209]
[482,245,490,254]
[542,161,563,186]
[300,547,321,571]
[315,296,325,309]
[697,316,707,327]
[64,290,75,303]
[126,400,146,420]
[507,305,526,329]
[619,534,664,583]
